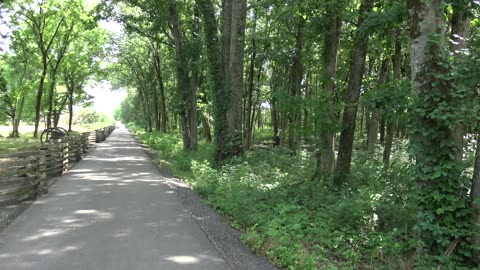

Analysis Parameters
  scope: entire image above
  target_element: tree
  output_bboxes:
[408,0,475,266]
[313,0,344,177]
[61,27,106,131]
[334,0,374,185]
[0,31,35,137]
[12,0,67,138]
[197,0,247,162]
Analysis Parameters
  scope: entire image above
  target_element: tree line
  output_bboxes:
[0,0,106,137]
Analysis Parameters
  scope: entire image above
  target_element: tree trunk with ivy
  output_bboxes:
[197,0,246,162]
[333,0,374,185]
[408,0,473,265]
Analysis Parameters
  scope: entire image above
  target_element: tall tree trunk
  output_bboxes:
[408,0,470,262]
[257,106,263,129]
[152,45,168,133]
[169,0,196,150]
[287,17,305,151]
[315,0,343,177]
[333,0,374,185]
[52,94,67,128]
[138,86,152,133]
[245,16,257,150]
[197,0,226,159]
[199,87,212,142]
[189,3,201,150]
[152,87,161,132]
[367,109,380,152]
[225,0,247,156]
[383,32,402,172]
[11,96,24,138]
[34,62,48,138]
[367,58,389,152]
[451,5,471,161]
[68,82,74,132]
[271,99,279,146]
[197,0,246,161]
[203,116,212,142]
[46,73,55,129]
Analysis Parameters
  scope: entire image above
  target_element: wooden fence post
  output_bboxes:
[61,140,69,174]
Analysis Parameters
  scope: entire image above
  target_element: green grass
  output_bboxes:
[131,125,420,269]
[0,136,40,154]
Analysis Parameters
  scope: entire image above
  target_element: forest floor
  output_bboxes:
[0,128,275,270]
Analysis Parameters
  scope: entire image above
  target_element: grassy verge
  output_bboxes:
[131,125,417,270]
[0,136,40,154]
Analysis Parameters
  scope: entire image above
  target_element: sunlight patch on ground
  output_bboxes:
[75,210,98,214]
[165,255,200,264]
[23,229,65,241]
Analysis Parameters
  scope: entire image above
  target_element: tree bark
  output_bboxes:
[367,58,389,152]
[197,0,226,157]
[287,17,305,151]
[168,0,197,150]
[197,0,246,161]
[225,0,246,154]
[450,4,471,161]
[408,0,469,261]
[315,0,343,176]
[152,44,168,133]
[383,32,402,172]
[334,0,374,185]
[245,16,257,150]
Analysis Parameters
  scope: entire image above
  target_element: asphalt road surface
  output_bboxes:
[0,128,229,270]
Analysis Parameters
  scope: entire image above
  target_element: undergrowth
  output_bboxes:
[132,125,419,269]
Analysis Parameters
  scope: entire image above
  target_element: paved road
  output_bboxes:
[0,128,229,270]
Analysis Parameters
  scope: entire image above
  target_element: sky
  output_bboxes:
[89,20,125,116]
[85,82,127,116]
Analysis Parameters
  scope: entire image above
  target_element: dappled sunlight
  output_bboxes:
[164,254,226,265]
[56,192,79,196]
[165,255,200,264]
[22,229,65,241]
[0,129,228,269]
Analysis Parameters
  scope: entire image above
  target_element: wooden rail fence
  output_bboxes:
[0,126,115,207]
